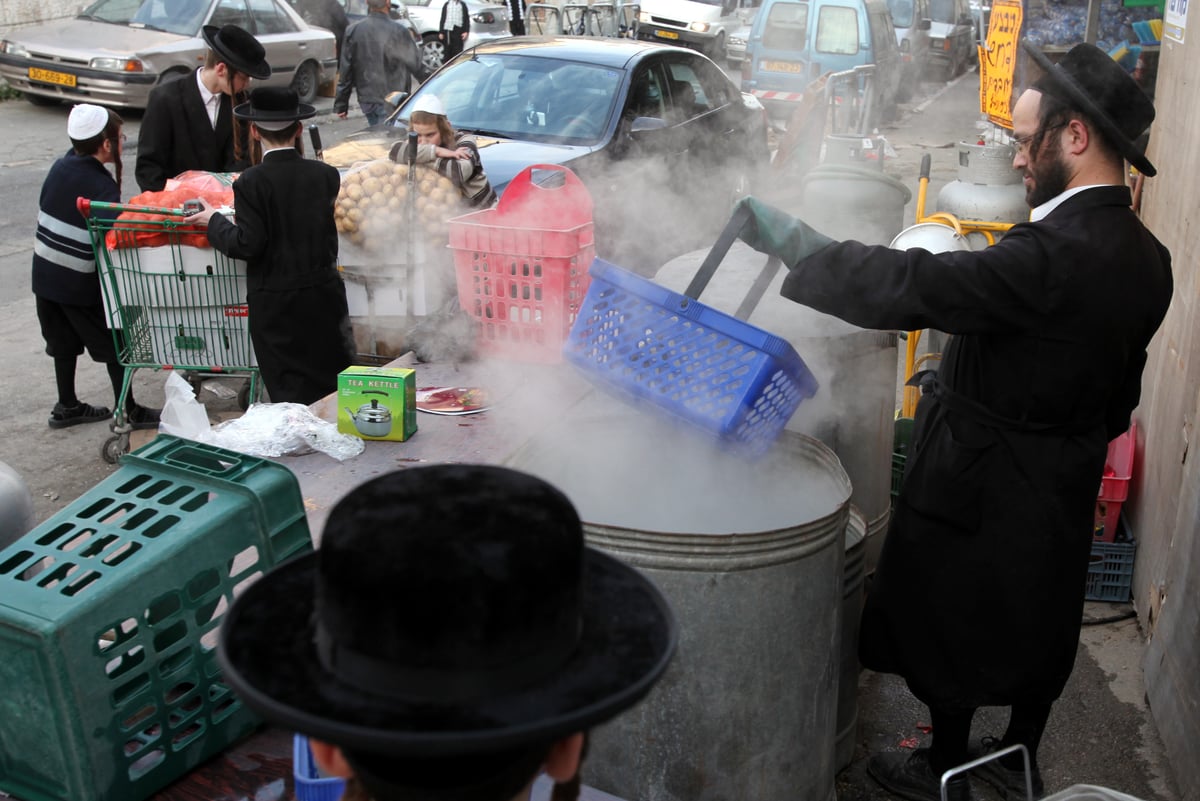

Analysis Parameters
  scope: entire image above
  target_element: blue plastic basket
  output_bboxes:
[563,258,819,456]
[293,734,346,801]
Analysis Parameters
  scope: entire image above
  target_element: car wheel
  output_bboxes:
[24,92,60,107]
[290,60,320,105]
[421,34,445,74]
[707,31,726,61]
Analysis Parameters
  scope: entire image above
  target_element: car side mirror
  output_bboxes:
[385,90,410,108]
[917,17,931,29]
[630,116,669,135]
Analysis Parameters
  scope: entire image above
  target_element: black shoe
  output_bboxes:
[125,404,161,431]
[969,736,1045,800]
[48,402,111,429]
[868,749,976,801]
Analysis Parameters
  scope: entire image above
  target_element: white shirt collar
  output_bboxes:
[1029,184,1109,221]
[196,69,220,128]
[262,145,296,157]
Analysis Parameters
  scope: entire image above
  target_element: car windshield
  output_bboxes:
[392,53,624,145]
[79,0,210,35]
[886,0,914,28]
[928,0,955,22]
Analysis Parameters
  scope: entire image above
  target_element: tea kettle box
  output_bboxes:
[337,366,417,442]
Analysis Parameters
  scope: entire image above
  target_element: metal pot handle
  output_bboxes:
[939,743,1034,801]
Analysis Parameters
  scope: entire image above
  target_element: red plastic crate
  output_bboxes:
[1099,423,1136,502]
[449,164,594,363]
[1094,498,1123,543]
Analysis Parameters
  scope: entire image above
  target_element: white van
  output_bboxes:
[636,0,758,59]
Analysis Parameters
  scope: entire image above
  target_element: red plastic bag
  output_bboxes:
[105,172,238,250]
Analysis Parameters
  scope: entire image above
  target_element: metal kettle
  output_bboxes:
[345,390,393,438]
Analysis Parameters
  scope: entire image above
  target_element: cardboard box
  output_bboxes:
[337,366,417,442]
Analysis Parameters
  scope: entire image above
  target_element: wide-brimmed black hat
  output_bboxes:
[1021,39,1156,176]
[218,464,676,756]
[202,24,271,80]
[232,87,316,127]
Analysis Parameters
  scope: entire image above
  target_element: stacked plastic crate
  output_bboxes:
[1087,425,1137,602]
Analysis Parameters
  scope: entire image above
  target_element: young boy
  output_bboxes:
[193,88,355,405]
[34,103,160,430]
[218,464,677,801]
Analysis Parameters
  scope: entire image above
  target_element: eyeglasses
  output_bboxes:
[1012,123,1067,156]
[119,133,128,144]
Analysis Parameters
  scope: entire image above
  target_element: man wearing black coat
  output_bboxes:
[192,88,354,405]
[135,24,270,192]
[735,41,1171,801]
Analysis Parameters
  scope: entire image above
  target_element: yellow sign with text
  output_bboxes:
[978,0,1023,129]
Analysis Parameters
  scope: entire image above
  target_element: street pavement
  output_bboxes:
[0,71,1182,800]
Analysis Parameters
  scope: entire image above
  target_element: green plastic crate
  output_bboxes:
[891,417,915,505]
[1086,540,1136,603]
[0,436,313,801]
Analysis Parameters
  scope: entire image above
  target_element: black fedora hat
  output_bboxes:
[233,87,316,127]
[1021,39,1156,176]
[217,464,676,756]
[202,24,271,80]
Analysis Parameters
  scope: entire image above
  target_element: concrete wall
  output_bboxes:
[1,0,80,34]
[1136,35,1200,801]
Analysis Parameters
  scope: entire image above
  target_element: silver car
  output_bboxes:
[403,0,511,73]
[0,0,338,109]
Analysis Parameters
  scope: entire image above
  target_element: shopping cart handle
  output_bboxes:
[76,197,92,218]
[920,153,932,181]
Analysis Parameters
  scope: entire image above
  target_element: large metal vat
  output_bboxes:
[836,505,867,772]
[800,162,913,246]
[656,246,897,574]
[509,420,852,801]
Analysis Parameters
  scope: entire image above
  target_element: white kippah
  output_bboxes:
[67,104,109,140]
[410,93,446,116]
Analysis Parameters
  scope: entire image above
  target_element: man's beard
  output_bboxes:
[1025,136,1070,207]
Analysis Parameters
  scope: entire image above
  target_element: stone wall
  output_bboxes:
[1,0,80,35]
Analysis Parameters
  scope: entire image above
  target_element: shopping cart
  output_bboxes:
[77,197,260,463]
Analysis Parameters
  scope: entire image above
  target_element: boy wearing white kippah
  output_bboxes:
[33,104,160,430]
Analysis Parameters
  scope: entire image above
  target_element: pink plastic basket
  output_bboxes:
[1099,423,1136,502]
[449,164,594,362]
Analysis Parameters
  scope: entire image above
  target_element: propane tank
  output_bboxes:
[0,460,34,548]
[935,139,1029,249]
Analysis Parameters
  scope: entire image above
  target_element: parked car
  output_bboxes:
[321,37,770,273]
[636,0,754,59]
[885,0,930,101]
[741,0,902,129]
[0,0,338,108]
[404,0,511,74]
[926,0,974,77]
[724,3,760,66]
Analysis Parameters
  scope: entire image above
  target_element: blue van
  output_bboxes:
[740,0,901,127]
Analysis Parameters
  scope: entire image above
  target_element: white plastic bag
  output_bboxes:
[158,372,211,439]
[155,372,364,461]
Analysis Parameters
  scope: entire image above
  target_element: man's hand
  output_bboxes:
[188,198,219,227]
[734,196,836,264]
[337,111,348,119]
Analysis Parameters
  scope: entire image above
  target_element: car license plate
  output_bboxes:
[656,29,680,39]
[762,60,804,73]
[28,67,77,87]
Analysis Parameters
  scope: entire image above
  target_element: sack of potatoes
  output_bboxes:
[334,159,466,250]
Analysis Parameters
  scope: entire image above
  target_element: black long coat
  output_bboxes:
[135,71,249,192]
[779,186,1171,709]
[206,149,354,405]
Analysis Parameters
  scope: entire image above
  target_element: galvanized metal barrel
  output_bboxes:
[801,163,913,246]
[836,505,867,772]
[509,422,851,801]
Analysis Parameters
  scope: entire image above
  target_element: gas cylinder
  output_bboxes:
[935,139,1029,248]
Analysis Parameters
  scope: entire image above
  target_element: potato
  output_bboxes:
[369,160,391,177]
[345,184,364,201]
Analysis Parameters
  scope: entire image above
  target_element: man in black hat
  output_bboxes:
[733,41,1172,801]
[218,464,676,801]
[135,24,271,192]
[191,87,354,405]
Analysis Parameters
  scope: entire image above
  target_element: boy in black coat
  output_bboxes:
[193,88,354,405]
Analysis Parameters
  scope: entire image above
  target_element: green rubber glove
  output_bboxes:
[734,196,837,265]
